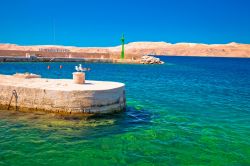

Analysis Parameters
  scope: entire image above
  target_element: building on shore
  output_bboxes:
[39,48,70,53]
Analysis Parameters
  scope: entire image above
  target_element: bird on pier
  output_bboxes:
[78,64,84,72]
[75,64,90,72]
[75,66,80,72]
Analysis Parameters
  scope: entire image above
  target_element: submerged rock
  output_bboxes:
[140,55,164,64]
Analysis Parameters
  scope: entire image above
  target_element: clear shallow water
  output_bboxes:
[0,56,249,165]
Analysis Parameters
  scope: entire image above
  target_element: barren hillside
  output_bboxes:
[0,42,249,58]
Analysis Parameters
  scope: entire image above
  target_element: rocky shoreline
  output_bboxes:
[140,55,164,64]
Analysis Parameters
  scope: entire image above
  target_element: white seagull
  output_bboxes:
[78,64,84,72]
[75,66,79,72]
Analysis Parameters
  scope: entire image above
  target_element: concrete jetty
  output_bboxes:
[0,75,126,115]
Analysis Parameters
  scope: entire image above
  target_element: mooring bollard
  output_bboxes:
[72,72,85,84]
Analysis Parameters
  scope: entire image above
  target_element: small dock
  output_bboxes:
[0,75,126,115]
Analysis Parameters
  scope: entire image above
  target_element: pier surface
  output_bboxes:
[0,75,126,115]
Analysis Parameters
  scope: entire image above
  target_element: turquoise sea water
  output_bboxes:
[0,56,250,165]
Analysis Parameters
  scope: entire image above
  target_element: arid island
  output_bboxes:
[0,42,249,64]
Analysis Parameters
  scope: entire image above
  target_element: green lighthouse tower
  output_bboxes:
[121,34,125,59]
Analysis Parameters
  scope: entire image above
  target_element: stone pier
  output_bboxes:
[0,75,126,115]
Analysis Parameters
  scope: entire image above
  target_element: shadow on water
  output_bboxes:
[0,106,153,140]
[67,106,154,140]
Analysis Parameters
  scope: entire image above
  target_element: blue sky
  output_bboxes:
[0,0,250,46]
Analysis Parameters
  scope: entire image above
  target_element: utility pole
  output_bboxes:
[53,19,56,44]
[121,34,125,59]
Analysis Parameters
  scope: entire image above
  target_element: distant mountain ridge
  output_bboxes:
[0,42,250,58]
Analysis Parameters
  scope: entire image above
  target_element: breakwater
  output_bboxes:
[0,56,114,63]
